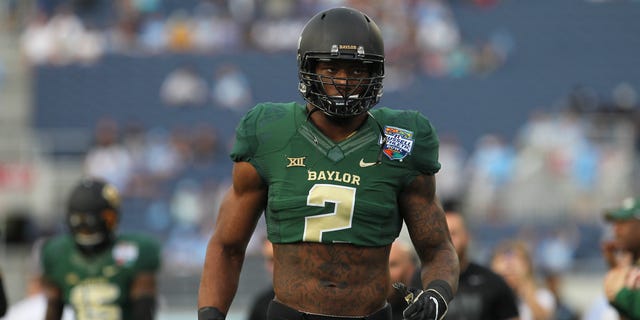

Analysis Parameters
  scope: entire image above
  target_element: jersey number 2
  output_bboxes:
[70,282,121,320]
[303,184,356,242]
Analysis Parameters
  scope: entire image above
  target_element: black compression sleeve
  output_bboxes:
[132,295,156,320]
[199,306,226,320]
[0,276,7,316]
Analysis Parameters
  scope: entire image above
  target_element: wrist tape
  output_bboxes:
[198,306,226,320]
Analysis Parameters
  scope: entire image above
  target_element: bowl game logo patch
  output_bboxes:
[382,126,414,161]
[113,242,139,266]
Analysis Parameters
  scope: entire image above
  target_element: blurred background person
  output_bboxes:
[83,117,133,191]
[491,240,556,320]
[388,239,419,320]
[605,267,640,320]
[582,293,620,320]
[602,197,640,319]
[2,238,73,320]
[246,238,275,320]
[210,63,252,112]
[41,178,161,320]
[542,271,579,320]
[419,200,520,320]
[160,64,209,108]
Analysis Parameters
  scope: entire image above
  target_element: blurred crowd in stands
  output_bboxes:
[12,0,513,78]
[449,102,637,225]
[69,85,639,275]
[1,2,639,315]
[81,116,229,272]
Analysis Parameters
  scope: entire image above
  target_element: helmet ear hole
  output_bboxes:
[298,82,308,95]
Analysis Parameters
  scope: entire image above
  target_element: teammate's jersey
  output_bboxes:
[231,102,440,246]
[41,233,161,320]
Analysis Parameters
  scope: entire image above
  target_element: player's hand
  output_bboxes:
[601,240,632,268]
[626,267,640,289]
[393,282,448,320]
[604,266,629,301]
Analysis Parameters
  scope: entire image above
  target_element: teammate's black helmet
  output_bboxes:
[297,7,385,118]
[66,178,120,254]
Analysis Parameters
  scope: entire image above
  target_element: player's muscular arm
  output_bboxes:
[198,162,267,314]
[43,279,64,320]
[130,272,157,320]
[400,174,459,293]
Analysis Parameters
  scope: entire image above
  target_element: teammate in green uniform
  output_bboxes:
[42,178,161,320]
[603,197,640,319]
[198,6,459,320]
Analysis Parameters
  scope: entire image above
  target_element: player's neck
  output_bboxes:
[307,106,368,142]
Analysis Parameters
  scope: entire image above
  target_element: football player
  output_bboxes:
[198,6,459,320]
[42,178,161,320]
[603,197,640,319]
[433,204,519,320]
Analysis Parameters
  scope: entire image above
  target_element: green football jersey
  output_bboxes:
[231,102,440,246]
[41,233,161,320]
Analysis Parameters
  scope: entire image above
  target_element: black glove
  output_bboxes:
[393,281,450,320]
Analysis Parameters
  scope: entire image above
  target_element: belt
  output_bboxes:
[267,300,392,320]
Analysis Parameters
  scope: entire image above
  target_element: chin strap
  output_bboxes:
[306,105,320,121]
